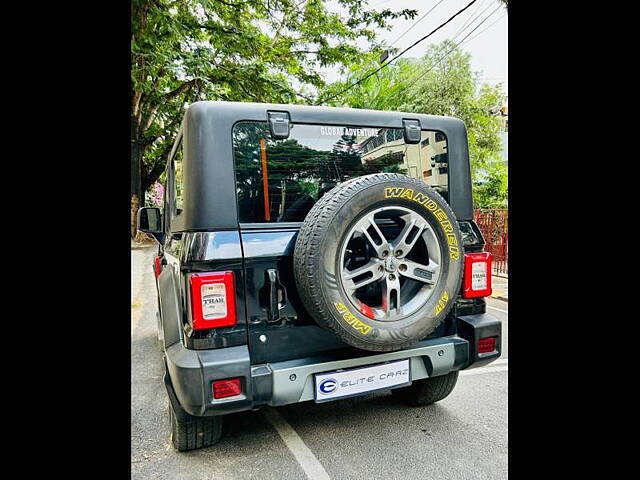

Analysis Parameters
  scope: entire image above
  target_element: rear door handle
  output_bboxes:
[266,268,285,322]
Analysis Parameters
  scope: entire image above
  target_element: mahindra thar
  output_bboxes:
[137,101,501,451]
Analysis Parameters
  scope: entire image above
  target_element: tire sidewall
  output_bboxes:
[317,177,463,348]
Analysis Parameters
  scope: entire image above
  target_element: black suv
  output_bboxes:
[137,101,502,451]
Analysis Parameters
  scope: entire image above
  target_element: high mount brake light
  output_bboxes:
[189,272,237,330]
[462,252,492,298]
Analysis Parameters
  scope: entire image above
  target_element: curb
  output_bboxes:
[490,290,508,303]
[131,242,154,250]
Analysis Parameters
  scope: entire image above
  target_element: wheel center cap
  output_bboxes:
[385,257,397,272]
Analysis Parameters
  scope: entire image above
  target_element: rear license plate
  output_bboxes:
[314,359,411,403]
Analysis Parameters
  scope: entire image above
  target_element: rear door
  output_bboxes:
[240,225,347,364]
[232,120,450,364]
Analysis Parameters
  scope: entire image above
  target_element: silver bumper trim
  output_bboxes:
[266,336,467,406]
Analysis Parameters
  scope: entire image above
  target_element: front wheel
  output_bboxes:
[169,402,223,451]
[392,371,459,406]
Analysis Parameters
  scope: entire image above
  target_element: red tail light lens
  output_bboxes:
[478,336,497,353]
[153,256,162,277]
[189,271,237,330]
[213,378,242,399]
[462,252,492,298]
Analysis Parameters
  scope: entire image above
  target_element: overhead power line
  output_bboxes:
[451,0,491,39]
[460,12,506,47]
[402,4,503,90]
[316,0,478,105]
[371,0,394,7]
[389,0,450,47]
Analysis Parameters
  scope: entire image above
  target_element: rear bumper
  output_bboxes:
[165,312,501,417]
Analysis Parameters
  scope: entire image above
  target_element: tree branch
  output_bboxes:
[159,79,199,103]
[237,80,260,100]
[213,0,253,7]
[142,158,169,192]
[139,79,198,135]
[141,135,159,147]
[132,91,142,118]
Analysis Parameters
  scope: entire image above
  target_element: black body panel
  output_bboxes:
[456,313,502,368]
[239,227,462,364]
[239,227,350,364]
[178,231,249,350]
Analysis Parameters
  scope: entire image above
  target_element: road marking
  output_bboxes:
[262,407,330,480]
[489,358,508,366]
[487,305,508,314]
[460,363,508,377]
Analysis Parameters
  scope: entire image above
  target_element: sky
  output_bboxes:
[322,0,508,94]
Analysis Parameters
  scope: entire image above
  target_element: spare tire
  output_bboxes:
[293,173,464,352]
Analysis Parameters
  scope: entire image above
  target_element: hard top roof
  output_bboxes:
[170,101,473,231]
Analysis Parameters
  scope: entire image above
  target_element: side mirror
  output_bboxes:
[137,207,164,244]
[137,207,162,232]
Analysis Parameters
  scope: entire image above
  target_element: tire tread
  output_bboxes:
[394,371,459,406]
[170,406,223,452]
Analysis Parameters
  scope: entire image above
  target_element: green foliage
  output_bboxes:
[131,2,507,232]
[131,0,417,202]
[473,162,507,208]
[321,40,507,207]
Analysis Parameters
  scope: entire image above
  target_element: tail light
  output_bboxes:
[189,271,237,330]
[462,252,492,298]
[153,256,162,277]
[478,336,497,353]
[213,378,242,399]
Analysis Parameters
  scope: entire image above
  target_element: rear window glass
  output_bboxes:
[233,122,448,223]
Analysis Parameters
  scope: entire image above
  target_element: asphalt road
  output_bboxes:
[132,245,508,480]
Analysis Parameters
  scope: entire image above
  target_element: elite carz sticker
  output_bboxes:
[314,359,411,402]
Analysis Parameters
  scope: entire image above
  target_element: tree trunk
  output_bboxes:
[131,138,143,238]
[131,193,140,238]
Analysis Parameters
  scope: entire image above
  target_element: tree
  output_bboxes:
[131,0,417,237]
[320,40,507,207]
[473,162,507,208]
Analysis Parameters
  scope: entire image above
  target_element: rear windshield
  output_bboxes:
[232,121,448,223]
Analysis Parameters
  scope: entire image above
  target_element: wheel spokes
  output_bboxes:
[357,214,390,259]
[398,259,438,285]
[343,260,385,292]
[381,274,401,317]
[340,206,442,322]
[392,213,429,258]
